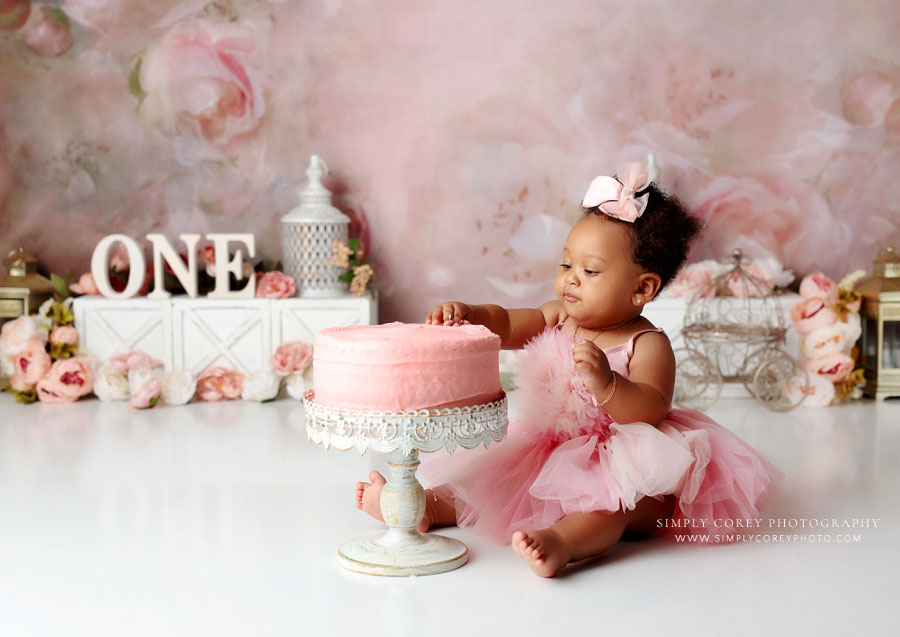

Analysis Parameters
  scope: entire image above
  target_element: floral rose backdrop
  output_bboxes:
[1,0,899,322]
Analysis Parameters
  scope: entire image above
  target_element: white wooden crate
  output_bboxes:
[73,294,378,373]
[73,297,173,369]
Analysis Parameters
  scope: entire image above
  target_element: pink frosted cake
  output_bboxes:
[312,322,502,411]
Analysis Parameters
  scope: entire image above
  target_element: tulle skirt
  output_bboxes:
[418,407,785,546]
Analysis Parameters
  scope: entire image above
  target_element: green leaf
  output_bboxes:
[50,273,70,301]
[47,300,75,326]
[50,343,76,361]
[129,57,148,104]
[13,389,37,405]
[48,6,71,29]
[338,272,353,283]
[347,238,360,253]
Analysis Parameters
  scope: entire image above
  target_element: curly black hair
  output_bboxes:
[583,183,703,294]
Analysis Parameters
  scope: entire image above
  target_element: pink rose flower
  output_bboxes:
[11,339,52,385]
[70,272,100,296]
[790,297,837,336]
[195,366,244,401]
[269,341,313,377]
[256,271,296,299]
[108,349,163,375]
[50,325,78,346]
[691,175,837,278]
[840,71,895,126]
[804,353,855,384]
[20,5,73,57]
[129,379,162,409]
[10,371,32,392]
[1,315,48,374]
[0,0,30,31]
[799,272,839,306]
[727,262,775,298]
[139,19,266,147]
[668,262,716,299]
[36,357,93,403]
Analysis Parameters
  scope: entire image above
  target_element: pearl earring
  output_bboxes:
[636,298,643,304]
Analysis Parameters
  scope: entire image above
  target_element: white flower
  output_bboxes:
[128,366,165,396]
[751,256,794,289]
[0,315,49,374]
[285,366,313,400]
[93,364,130,402]
[241,370,281,402]
[161,370,196,405]
[838,313,862,349]
[838,270,867,292]
[36,297,75,332]
[786,373,835,408]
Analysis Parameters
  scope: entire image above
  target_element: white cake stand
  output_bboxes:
[302,390,508,577]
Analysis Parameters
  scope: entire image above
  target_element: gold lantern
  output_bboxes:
[0,248,55,389]
[856,246,900,401]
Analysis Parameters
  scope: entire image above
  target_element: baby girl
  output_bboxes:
[355,156,783,577]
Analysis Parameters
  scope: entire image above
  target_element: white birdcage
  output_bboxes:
[281,155,351,297]
[674,248,810,412]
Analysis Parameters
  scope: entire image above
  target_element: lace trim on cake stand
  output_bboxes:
[302,390,509,456]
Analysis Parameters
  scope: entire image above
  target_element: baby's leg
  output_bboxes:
[354,471,457,532]
[513,510,627,578]
[513,494,677,577]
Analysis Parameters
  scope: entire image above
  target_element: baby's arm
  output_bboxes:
[425,301,563,349]
[596,332,675,427]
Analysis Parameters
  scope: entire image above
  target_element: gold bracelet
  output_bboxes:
[599,371,617,406]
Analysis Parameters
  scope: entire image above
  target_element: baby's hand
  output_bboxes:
[425,301,472,326]
[572,341,613,396]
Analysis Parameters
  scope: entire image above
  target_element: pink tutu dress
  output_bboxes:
[418,324,785,546]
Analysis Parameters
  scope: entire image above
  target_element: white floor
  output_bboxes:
[0,390,898,637]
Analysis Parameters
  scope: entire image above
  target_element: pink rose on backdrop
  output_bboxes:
[790,297,837,336]
[36,357,93,403]
[0,0,30,31]
[269,341,312,377]
[11,339,52,387]
[130,380,162,409]
[840,71,896,126]
[804,353,855,384]
[50,325,78,346]
[256,271,296,299]
[691,175,839,277]
[667,261,718,298]
[799,272,839,307]
[139,19,266,147]
[885,98,900,140]
[195,366,244,401]
[20,4,73,57]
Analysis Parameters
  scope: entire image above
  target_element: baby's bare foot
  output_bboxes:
[355,470,386,523]
[354,470,433,532]
[511,529,571,578]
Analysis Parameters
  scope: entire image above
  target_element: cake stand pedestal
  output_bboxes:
[302,391,508,577]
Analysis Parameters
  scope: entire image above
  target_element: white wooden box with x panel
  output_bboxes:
[72,295,378,373]
[73,297,174,369]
